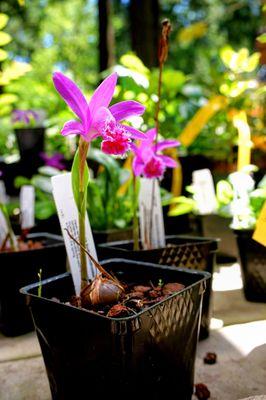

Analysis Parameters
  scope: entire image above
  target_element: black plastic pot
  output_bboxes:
[14,127,45,177]
[21,259,210,400]
[93,227,133,247]
[234,230,266,302]
[0,233,66,336]
[98,236,218,340]
[195,214,238,263]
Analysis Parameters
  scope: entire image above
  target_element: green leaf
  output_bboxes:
[0,49,7,61]
[14,176,31,188]
[216,180,233,205]
[0,31,12,46]
[87,180,106,229]
[71,148,89,215]
[0,14,9,30]
[35,200,56,220]
[0,93,18,106]
[257,33,266,44]
[168,202,195,216]
[120,53,149,76]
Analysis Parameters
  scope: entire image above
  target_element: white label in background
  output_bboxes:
[52,173,98,294]
[139,178,165,250]
[0,209,8,247]
[0,181,8,204]
[20,185,35,230]
[192,169,217,215]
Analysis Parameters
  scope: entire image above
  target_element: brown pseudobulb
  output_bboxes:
[81,275,124,307]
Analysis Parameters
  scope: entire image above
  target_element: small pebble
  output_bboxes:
[195,383,211,400]
[204,352,217,365]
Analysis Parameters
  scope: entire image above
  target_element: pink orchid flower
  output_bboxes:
[52,72,146,155]
[132,128,180,179]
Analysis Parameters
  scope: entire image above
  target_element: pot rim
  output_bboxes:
[20,258,211,322]
[98,235,219,252]
[0,232,64,255]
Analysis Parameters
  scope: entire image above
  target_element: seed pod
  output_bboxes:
[81,275,124,307]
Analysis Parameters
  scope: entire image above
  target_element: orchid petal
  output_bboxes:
[146,128,157,141]
[130,142,139,154]
[53,72,89,122]
[92,106,115,133]
[154,139,180,152]
[123,125,146,140]
[109,100,145,122]
[159,155,177,168]
[89,72,117,116]
[61,120,84,136]
[132,156,144,176]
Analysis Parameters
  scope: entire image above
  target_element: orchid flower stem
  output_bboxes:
[78,138,90,287]
[133,175,140,251]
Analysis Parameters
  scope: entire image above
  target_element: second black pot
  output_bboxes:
[0,233,67,336]
[98,236,218,339]
[234,229,266,302]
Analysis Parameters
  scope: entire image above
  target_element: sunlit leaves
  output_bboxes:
[178,21,208,45]
[0,61,32,86]
[0,93,18,106]
[220,46,260,73]
[0,49,8,61]
[0,31,11,47]
[257,33,266,44]
[0,14,9,30]
[120,53,149,76]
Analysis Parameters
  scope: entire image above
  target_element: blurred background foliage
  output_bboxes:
[0,0,265,163]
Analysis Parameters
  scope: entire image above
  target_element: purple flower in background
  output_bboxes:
[12,109,41,126]
[40,152,66,170]
[132,128,180,179]
[52,72,146,155]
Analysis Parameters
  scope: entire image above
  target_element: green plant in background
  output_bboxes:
[0,12,32,156]
[87,148,134,231]
[14,166,58,221]
[167,167,266,230]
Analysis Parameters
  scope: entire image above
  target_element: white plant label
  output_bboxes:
[20,185,35,230]
[52,173,98,294]
[192,169,217,215]
[139,178,165,250]
[0,180,8,204]
[0,209,8,247]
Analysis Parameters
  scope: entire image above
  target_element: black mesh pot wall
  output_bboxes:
[98,236,218,339]
[20,260,210,400]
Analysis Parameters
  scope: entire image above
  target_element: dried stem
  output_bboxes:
[154,18,171,146]
[150,19,171,247]
[0,233,10,252]
[65,228,123,288]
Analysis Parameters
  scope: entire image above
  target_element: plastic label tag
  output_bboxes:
[0,210,8,247]
[0,181,8,204]
[20,185,35,230]
[139,178,165,250]
[253,201,266,247]
[192,169,217,215]
[52,173,98,294]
